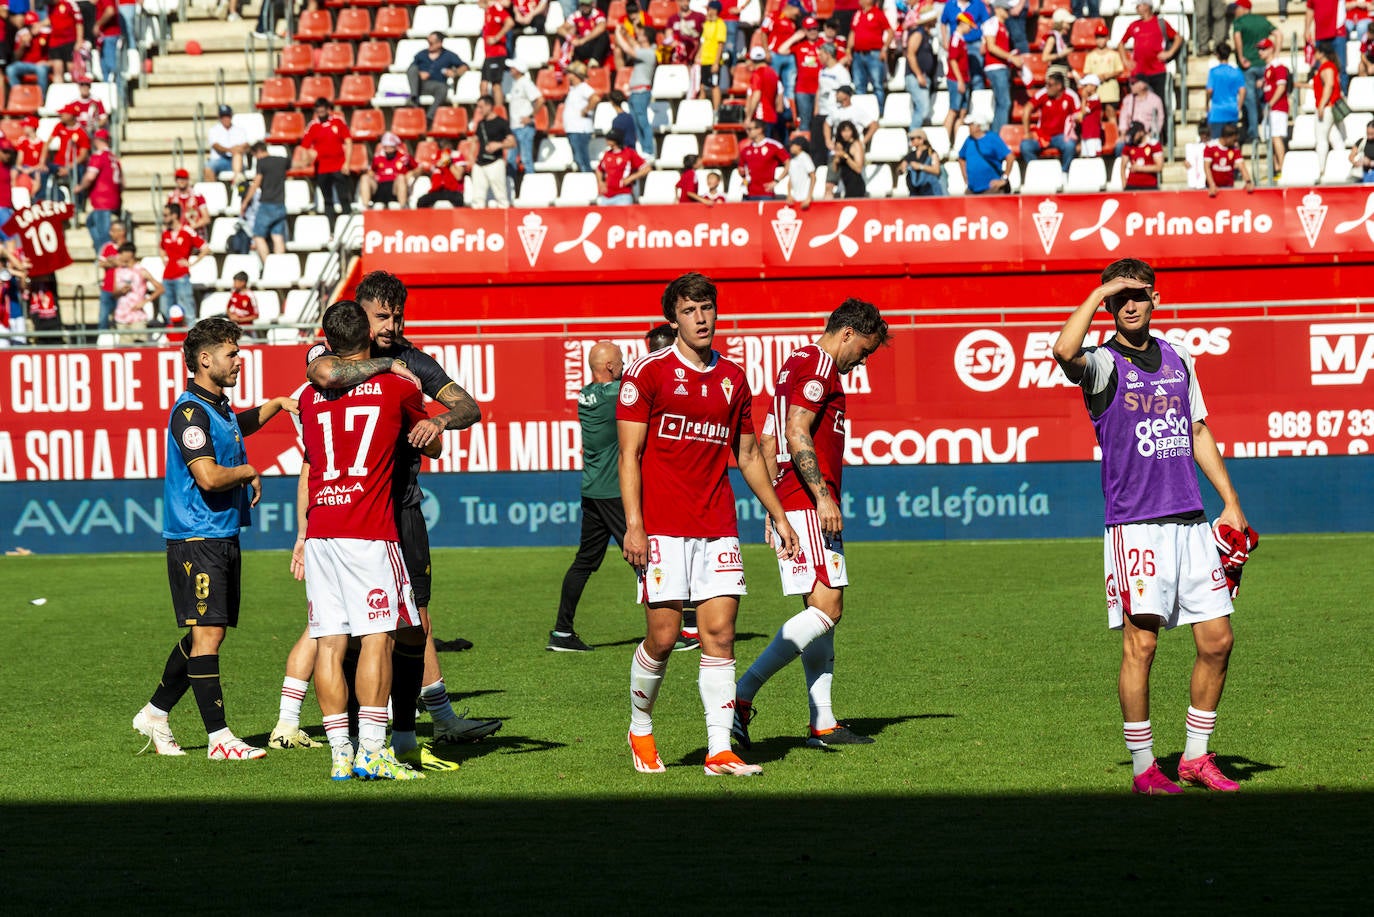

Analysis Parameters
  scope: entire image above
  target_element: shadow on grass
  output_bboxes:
[675,715,947,766]
[6,792,1370,911]
[1151,752,1282,784]
[591,631,772,650]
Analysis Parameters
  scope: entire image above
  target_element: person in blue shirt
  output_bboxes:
[408,31,470,119]
[1205,43,1247,138]
[132,317,297,762]
[958,115,1015,193]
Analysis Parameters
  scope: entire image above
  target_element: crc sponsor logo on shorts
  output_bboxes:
[953,328,1231,392]
[1309,322,1374,386]
[366,588,392,620]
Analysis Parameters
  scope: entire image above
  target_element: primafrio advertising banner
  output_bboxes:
[361,186,1374,283]
[0,318,1369,485]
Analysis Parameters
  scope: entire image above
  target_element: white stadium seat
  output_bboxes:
[557,172,599,206]
[640,169,681,204]
[514,172,558,207]
[408,6,453,39]
[1278,150,1321,187]
[652,65,691,101]
[534,137,575,172]
[216,253,263,290]
[1066,157,1108,193]
[288,215,332,252]
[867,128,908,163]
[657,134,699,169]
[259,253,303,290]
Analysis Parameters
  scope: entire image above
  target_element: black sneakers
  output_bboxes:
[805,724,876,748]
[547,631,593,652]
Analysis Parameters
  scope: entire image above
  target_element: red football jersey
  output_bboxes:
[1263,63,1290,113]
[160,223,205,280]
[793,39,822,94]
[483,4,511,57]
[597,146,645,197]
[371,150,416,182]
[1203,144,1242,186]
[617,346,754,538]
[3,201,75,275]
[301,375,427,541]
[739,138,788,196]
[765,344,846,512]
[301,115,351,174]
[226,290,258,324]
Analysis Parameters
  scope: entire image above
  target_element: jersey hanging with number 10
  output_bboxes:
[2,201,75,276]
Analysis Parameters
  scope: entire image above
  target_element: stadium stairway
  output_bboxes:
[59,3,269,325]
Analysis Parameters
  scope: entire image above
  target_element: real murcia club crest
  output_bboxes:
[720,377,734,403]
[1296,192,1328,249]
[771,206,802,261]
[1032,200,1064,255]
[516,213,548,266]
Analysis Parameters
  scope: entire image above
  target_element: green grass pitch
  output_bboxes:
[2,534,1371,912]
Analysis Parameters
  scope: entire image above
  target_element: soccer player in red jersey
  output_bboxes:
[733,299,888,750]
[617,272,800,777]
[300,299,441,782]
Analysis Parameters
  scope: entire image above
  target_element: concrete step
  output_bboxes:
[130,84,255,110]
[146,66,255,86]
[124,118,200,141]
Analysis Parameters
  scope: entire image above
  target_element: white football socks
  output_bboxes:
[629,641,666,736]
[737,606,834,704]
[278,676,309,727]
[699,654,736,757]
[801,627,837,732]
[1124,720,1154,775]
[421,679,458,725]
[1184,706,1217,760]
[358,705,388,754]
[323,712,351,753]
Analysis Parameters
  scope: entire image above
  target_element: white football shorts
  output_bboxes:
[775,508,848,596]
[1103,521,1233,630]
[637,535,747,604]
[1268,110,1289,140]
[305,537,418,638]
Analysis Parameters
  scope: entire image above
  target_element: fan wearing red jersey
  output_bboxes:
[618,272,800,777]
[300,299,441,782]
[733,299,889,750]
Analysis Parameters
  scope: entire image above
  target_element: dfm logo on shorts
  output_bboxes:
[366,589,392,620]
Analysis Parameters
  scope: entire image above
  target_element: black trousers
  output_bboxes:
[315,171,352,222]
[555,496,627,633]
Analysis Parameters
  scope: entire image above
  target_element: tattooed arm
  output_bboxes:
[407,381,481,448]
[784,403,842,538]
[306,354,422,390]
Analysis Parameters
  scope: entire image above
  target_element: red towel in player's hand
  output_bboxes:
[1212,520,1259,598]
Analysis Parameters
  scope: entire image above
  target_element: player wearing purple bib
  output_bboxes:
[1053,258,1250,796]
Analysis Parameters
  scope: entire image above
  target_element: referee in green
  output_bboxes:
[548,342,626,653]
[132,317,297,760]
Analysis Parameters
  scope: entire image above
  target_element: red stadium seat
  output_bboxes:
[316,42,355,75]
[0,117,23,146]
[390,106,428,141]
[349,107,385,142]
[1020,56,1047,88]
[586,66,610,96]
[287,145,316,178]
[537,67,568,102]
[347,144,369,173]
[275,43,313,77]
[266,110,306,143]
[458,137,479,165]
[999,124,1025,149]
[355,41,393,73]
[371,7,410,40]
[257,77,297,111]
[1039,0,1071,15]
[4,85,43,116]
[728,63,751,97]
[607,0,626,25]
[1071,18,1107,50]
[645,0,674,29]
[294,9,332,43]
[337,74,377,108]
[700,132,739,168]
[814,0,835,17]
[429,106,469,138]
[1068,50,1087,73]
[533,103,550,133]
[334,8,372,42]
[414,139,439,164]
[549,101,565,135]
[295,75,336,108]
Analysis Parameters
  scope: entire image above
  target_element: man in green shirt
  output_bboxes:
[549,342,627,652]
[1231,1,1282,142]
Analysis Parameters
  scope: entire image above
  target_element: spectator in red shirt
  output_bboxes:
[1019,71,1079,170]
[167,167,211,232]
[95,0,122,88]
[944,13,975,139]
[738,118,789,200]
[1121,0,1182,137]
[75,128,122,250]
[558,1,609,68]
[595,128,650,205]
[160,202,208,320]
[702,170,727,202]
[509,0,550,51]
[47,106,91,201]
[847,0,893,108]
[676,154,716,204]
[226,271,260,337]
[1121,119,1164,189]
[8,13,52,98]
[1203,123,1252,195]
[300,97,354,221]
[359,133,419,209]
[46,0,85,85]
[779,16,823,138]
[1076,74,1104,157]
[72,76,110,134]
[762,1,801,109]
[16,116,48,199]
[95,217,127,329]
[746,46,784,141]
[480,0,514,108]
[416,138,468,208]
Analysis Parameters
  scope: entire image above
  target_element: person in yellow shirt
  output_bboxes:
[700,1,729,110]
